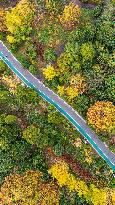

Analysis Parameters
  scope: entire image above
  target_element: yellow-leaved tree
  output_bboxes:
[87,101,115,135]
[43,65,57,81]
[5,0,35,44]
[59,2,81,29]
[48,160,115,205]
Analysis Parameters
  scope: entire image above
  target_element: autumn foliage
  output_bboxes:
[0,170,60,205]
[5,0,35,43]
[59,2,81,29]
[0,8,7,32]
[87,101,115,134]
[43,65,57,80]
[49,160,115,205]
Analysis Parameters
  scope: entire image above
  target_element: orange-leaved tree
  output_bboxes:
[87,101,115,135]
[0,170,60,205]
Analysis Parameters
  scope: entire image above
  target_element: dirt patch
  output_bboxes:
[45,147,97,183]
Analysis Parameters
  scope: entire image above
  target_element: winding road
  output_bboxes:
[0,40,115,170]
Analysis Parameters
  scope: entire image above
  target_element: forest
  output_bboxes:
[0,0,115,204]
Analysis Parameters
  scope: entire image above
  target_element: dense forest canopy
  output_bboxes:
[0,0,115,204]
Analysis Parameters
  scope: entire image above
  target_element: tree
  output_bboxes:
[22,125,40,145]
[0,61,7,74]
[5,0,35,44]
[80,42,95,62]
[105,74,115,102]
[0,150,14,184]
[69,74,86,95]
[45,0,63,14]
[59,2,81,29]
[80,0,103,4]
[43,65,57,81]
[73,94,90,117]
[15,85,40,106]
[84,65,106,101]
[44,48,57,63]
[0,8,7,32]
[87,101,115,135]
[0,170,60,205]
[49,160,114,205]
[22,124,48,149]
[96,19,114,50]
[0,114,21,150]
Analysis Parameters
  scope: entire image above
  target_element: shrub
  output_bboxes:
[37,22,65,47]
[73,94,90,117]
[25,42,37,60]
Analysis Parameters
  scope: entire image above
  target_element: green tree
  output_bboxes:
[5,115,17,124]
[0,60,7,74]
[15,85,39,106]
[0,150,14,184]
[29,65,38,75]
[105,74,115,101]
[44,48,57,63]
[17,53,31,69]
[73,94,90,118]
[22,125,40,145]
[0,114,21,150]
[22,125,48,149]
[80,42,95,62]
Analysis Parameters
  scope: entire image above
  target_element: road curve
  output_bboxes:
[0,40,115,170]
